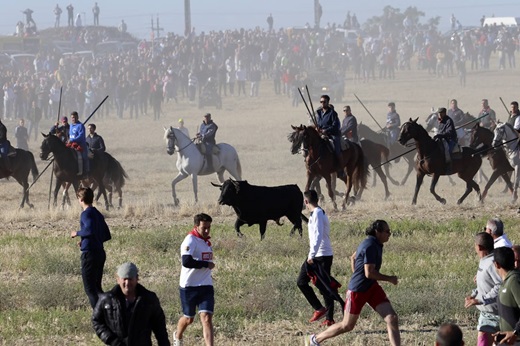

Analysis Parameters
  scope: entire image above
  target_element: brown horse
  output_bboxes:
[469,123,515,201]
[0,149,39,208]
[288,125,368,210]
[398,118,482,205]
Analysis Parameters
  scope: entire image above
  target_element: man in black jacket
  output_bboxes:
[92,262,170,346]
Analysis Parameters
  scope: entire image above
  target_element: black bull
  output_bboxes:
[212,179,308,240]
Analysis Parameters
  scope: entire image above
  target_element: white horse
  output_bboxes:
[493,122,520,201]
[164,126,242,205]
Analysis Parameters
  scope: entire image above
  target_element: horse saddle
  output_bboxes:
[197,143,220,155]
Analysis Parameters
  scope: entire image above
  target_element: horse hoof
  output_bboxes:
[440,198,447,205]
[173,198,180,206]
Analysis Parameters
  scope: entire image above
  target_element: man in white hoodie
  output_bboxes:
[464,232,502,346]
[297,190,335,326]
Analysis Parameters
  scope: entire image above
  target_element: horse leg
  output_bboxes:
[97,182,110,211]
[375,166,391,200]
[429,174,446,204]
[513,166,520,202]
[412,172,425,205]
[457,176,480,205]
[192,174,199,204]
[171,172,188,206]
[323,174,337,210]
[53,180,62,207]
[401,160,415,186]
[217,169,225,184]
[481,171,502,202]
[385,163,399,186]
[342,172,354,210]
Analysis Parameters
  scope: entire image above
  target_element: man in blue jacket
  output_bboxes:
[69,111,89,176]
[316,95,342,169]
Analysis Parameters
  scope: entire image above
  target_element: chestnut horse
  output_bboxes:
[288,125,368,210]
[398,118,482,205]
[469,123,515,201]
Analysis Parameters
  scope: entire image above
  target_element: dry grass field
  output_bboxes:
[0,56,519,345]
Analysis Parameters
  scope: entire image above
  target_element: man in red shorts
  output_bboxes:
[305,220,401,346]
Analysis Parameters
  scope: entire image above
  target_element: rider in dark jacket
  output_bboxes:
[434,107,458,165]
[197,113,218,171]
[92,281,170,346]
[316,95,342,166]
[0,119,12,172]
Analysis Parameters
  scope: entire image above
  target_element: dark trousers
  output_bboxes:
[81,249,106,308]
[297,256,334,320]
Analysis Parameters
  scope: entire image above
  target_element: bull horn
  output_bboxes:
[211,182,222,188]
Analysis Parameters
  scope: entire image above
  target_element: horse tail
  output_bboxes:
[105,153,128,189]
[29,152,39,181]
[353,145,369,191]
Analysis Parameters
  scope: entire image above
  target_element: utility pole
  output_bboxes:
[155,15,163,39]
[150,16,155,58]
[184,0,191,37]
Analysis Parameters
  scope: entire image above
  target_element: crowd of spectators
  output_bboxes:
[1,10,520,136]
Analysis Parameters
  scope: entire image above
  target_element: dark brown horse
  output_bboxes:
[39,133,110,209]
[288,125,368,210]
[0,149,39,208]
[91,153,129,208]
[398,118,482,205]
[358,123,416,185]
[469,123,515,201]
[311,139,391,201]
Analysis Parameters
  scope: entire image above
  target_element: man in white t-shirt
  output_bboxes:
[174,213,215,346]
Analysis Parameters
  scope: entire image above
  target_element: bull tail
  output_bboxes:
[353,146,369,192]
[300,213,309,224]
[274,218,284,226]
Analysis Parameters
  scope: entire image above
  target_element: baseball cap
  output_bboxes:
[117,262,139,278]
[61,116,68,122]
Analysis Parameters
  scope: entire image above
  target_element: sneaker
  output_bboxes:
[304,334,320,346]
[309,307,328,323]
[173,331,183,346]
[321,319,335,327]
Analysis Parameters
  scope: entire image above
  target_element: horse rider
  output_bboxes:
[86,123,105,159]
[68,111,89,176]
[478,99,496,130]
[50,116,70,143]
[197,113,218,171]
[316,95,342,166]
[385,102,400,146]
[508,101,520,133]
[448,99,466,144]
[0,119,14,173]
[434,107,458,172]
[340,105,359,145]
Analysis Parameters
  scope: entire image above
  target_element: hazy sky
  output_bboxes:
[1,1,519,39]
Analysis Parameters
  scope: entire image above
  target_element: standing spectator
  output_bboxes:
[66,4,74,27]
[435,323,465,346]
[297,190,337,326]
[508,101,520,130]
[478,99,496,130]
[3,81,14,120]
[187,71,198,103]
[464,232,501,346]
[14,119,29,150]
[70,187,111,309]
[28,100,42,141]
[174,213,215,346]
[54,4,62,28]
[92,262,171,346]
[177,118,189,138]
[492,247,520,345]
[75,13,82,28]
[249,67,261,97]
[150,79,163,121]
[235,65,247,96]
[118,20,127,34]
[305,220,400,346]
[92,2,100,26]
[484,218,512,248]
[267,13,274,31]
[138,79,149,116]
[225,57,235,96]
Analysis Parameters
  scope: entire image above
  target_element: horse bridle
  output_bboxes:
[168,130,196,153]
